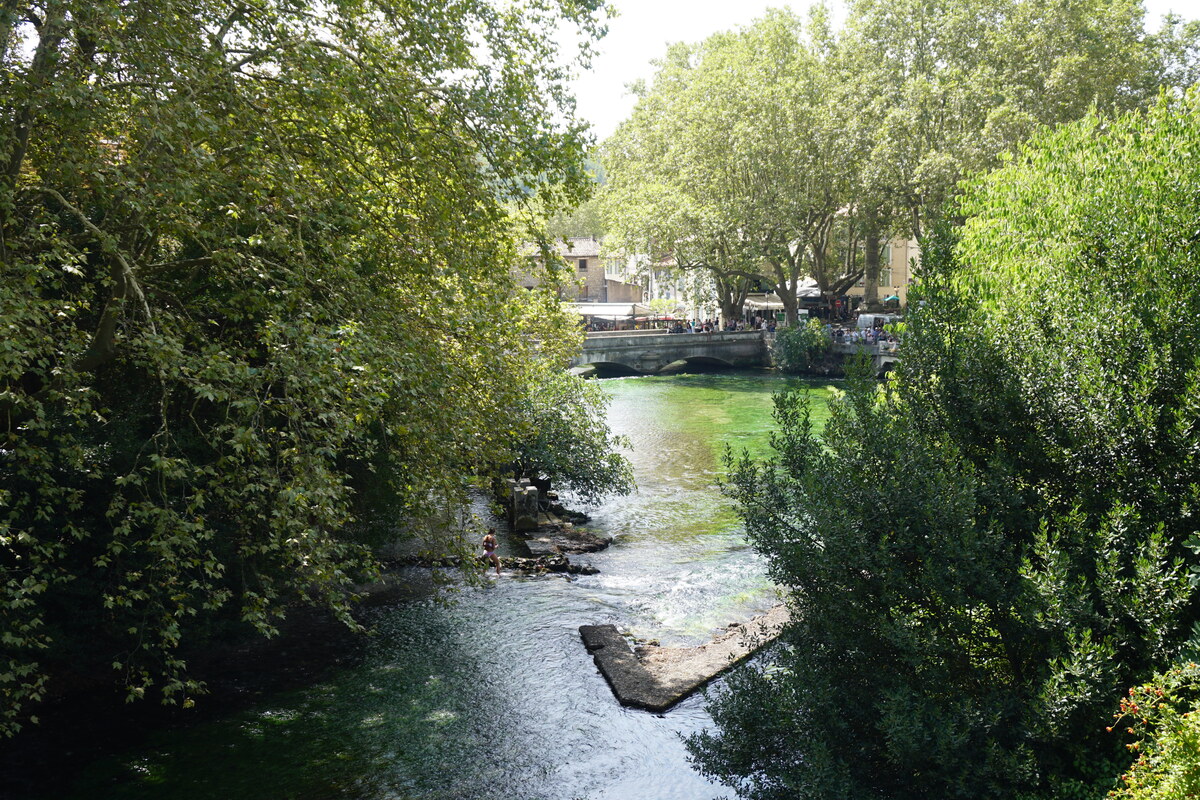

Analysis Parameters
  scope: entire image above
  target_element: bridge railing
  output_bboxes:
[583,329,668,339]
[584,329,765,343]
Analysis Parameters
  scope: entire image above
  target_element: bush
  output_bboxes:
[1110,658,1200,800]
[692,91,1200,799]
[773,318,829,373]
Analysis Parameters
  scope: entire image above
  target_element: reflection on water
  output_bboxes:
[57,372,836,800]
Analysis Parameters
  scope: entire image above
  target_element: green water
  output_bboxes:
[53,372,837,800]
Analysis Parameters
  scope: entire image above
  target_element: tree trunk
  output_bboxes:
[863,214,882,312]
[759,230,807,326]
[780,291,800,327]
[5,0,67,184]
[714,272,749,326]
[768,268,799,327]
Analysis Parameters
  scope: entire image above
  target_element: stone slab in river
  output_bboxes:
[579,605,789,712]
[524,540,558,557]
[527,529,612,555]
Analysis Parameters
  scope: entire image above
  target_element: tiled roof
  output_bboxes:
[557,236,602,258]
[520,235,606,259]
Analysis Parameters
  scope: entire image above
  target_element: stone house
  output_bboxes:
[517,235,643,303]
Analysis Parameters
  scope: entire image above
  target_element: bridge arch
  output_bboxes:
[658,356,736,374]
[572,361,643,378]
[570,331,769,375]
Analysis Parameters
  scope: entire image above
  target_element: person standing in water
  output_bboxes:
[482,528,500,576]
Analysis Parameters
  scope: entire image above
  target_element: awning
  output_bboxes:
[745,289,822,310]
[564,302,652,320]
[744,297,785,311]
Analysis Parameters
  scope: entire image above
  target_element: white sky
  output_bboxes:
[572,0,1197,143]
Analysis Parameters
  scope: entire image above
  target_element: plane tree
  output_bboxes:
[842,0,1194,242]
[0,0,610,734]
[603,10,860,326]
[600,44,760,323]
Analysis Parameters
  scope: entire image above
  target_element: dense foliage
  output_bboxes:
[772,319,829,374]
[508,367,633,506]
[601,0,1199,320]
[692,91,1200,799]
[0,0,613,734]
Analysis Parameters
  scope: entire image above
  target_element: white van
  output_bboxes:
[856,313,902,330]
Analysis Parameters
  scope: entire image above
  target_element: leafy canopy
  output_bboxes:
[0,0,610,735]
[692,88,1200,800]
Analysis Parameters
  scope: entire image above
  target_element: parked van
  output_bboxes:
[856,313,902,330]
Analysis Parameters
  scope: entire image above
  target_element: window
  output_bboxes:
[578,258,588,271]
[880,267,892,287]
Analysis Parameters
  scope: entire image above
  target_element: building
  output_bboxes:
[845,237,920,308]
[517,236,643,303]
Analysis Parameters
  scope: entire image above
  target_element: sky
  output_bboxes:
[571,0,1196,142]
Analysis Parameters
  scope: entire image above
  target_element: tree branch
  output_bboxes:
[5,0,66,184]
[37,187,156,370]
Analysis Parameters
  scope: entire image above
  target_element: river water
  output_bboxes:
[53,372,835,800]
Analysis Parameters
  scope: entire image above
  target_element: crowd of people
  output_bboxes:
[586,313,901,341]
[668,316,778,333]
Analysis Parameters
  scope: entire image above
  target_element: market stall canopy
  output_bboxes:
[565,302,652,320]
[744,295,785,311]
[797,278,822,299]
[745,288,820,310]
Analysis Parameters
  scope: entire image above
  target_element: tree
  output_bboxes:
[692,90,1200,799]
[507,367,634,506]
[600,42,759,323]
[843,0,1198,242]
[602,10,859,326]
[0,0,610,734]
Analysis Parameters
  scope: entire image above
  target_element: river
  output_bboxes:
[47,372,837,800]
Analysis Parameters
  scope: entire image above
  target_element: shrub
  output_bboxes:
[1109,658,1200,800]
[773,318,829,373]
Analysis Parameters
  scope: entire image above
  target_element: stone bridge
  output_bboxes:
[571,330,900,376]
[571,330,766,374]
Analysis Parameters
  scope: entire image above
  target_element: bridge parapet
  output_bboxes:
[583,329,668,339]
[583,330,765,342]
[830,341,899,356]
[574,330,767,374]
[570,331,899,376]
